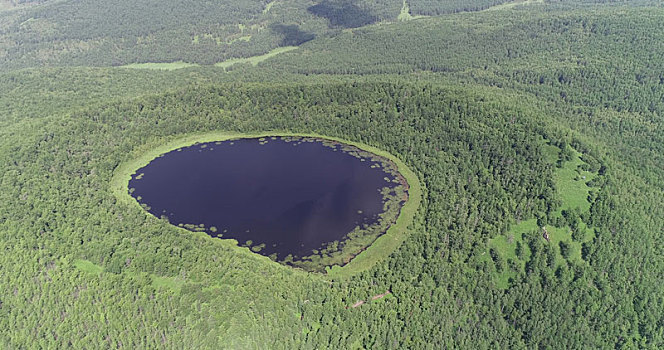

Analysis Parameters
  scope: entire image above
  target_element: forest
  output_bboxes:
[0,0,663,349]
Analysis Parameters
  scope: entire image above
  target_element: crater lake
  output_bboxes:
[128,136,407,270]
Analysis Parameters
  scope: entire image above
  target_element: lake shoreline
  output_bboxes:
[110,131,422,278]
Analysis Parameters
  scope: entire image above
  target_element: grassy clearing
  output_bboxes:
[397,0,427,21]
[73,259,184,293]
[555,148,597,213]
[73,259,104,274]
[483,0,544,12]
[214,46,298,70]
[228,35,252,44]
[487,220,535,288]
[488,219,594,288]
[541,142,560,164]
[119,61,199,70]
[152,275,185,294]
[263,1,278,14]
[398,0,413,21]
[111,131,421,280]
[487,143,598,288]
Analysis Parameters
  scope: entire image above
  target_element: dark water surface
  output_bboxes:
[129,138,399,260]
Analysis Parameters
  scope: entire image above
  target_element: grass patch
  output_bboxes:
[483,0,544,12]
[541,142,560,164]
[397,0,427,21]
[111,131,422,280]
[487,220,535,288]
[214,46,298,70]
[263,1,278,14]
[555,149,597,213]
[73,259,104,274]
[119,61,199,70]
[228,35,252,44]
[398,0,413,21]
[487,143,599,288]
[73,259,185,294]
[151,275,185,294]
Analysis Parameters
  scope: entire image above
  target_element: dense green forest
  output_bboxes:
[1,0,663,348]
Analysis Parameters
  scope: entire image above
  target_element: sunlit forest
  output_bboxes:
[0,0,662,348]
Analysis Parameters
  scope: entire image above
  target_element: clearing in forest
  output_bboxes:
[117,46,297,71]
[214,46,298,70]
[397,0,427,21]
[120,61,199,70]
[486,141,600,289]
[483,0,544,12]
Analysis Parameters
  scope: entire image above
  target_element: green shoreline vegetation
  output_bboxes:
[111,131,421,278]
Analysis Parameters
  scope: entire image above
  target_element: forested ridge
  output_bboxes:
[0,0,663,348]
[0,0,527,69]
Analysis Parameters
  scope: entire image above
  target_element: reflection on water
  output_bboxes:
[129,137,399,261]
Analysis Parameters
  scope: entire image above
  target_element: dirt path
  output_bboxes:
[349,290,392,308]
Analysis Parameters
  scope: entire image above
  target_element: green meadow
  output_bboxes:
[120,61,199,70]
[214,46,299,70]
[487,144,599,288]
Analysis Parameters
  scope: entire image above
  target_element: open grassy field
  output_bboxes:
[555,149,597,213]
[120,61,199,70]
[116,45,299,72]
[151,275,185,294]
[214,46,298,70]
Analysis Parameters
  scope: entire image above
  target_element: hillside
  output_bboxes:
[0,0,663,349]
[1,0,560,70]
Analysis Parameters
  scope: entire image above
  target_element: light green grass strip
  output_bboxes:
[73,259,104,274]
[483,0,544,12]
[555,149,596,213]
[263,1,278,14]
[397,0,428,21]
[327,143,422,279]
[398,0,413,21]
[228,35,252,44]
[152,275,185,294]
[214,46,298,70]
[119,61,199,70]
[110,131,421,280]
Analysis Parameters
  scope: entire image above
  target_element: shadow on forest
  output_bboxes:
[307,0,377,29]
[270,24,316,46]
